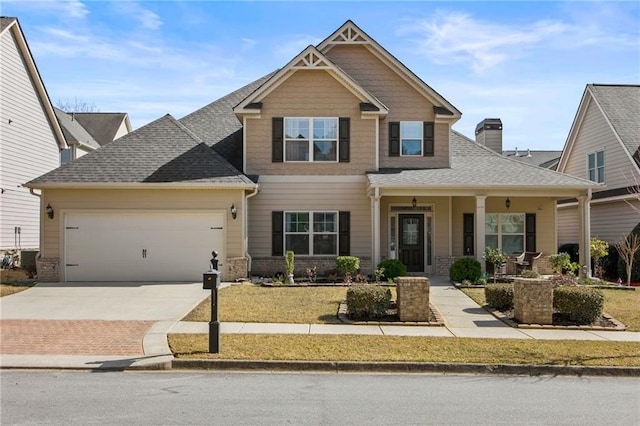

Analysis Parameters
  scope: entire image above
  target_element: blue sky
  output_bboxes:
[4,0,639,150]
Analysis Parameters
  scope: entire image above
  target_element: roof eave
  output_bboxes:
[25,182,258,190]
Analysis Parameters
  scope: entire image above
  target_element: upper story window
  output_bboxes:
[587,150,605,183]
[284,118,337,162]
[401,122,423,156]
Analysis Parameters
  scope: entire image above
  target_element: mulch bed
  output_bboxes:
[488,307,625,330]
[338,301,445,326]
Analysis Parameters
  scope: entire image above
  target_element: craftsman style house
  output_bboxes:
[26,21,597,282]
[557,84,640,246]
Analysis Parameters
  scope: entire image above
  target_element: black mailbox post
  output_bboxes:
[203,251,221,353]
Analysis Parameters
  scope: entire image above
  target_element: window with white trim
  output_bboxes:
[587,150,605,183]
[285,211,337,255]
[284,118,337,162]
[485,213,525,254]
[401,121,422,156]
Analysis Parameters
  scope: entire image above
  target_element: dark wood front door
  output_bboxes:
[399,214,424,272]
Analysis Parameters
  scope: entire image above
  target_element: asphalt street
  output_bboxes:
[1,371,638,425]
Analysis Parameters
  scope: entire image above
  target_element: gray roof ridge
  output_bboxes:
[589,83,640,88]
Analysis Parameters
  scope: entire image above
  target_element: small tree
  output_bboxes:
[336,256,360,284]
[284,251,295,284]
[615,234,640,286]
[482,247,507,283]
[590,238,609,280]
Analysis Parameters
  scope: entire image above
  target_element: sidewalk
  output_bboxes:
[170,277,640,342]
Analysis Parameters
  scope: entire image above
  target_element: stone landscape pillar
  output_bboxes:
[396,276,430,322]
[513,278,553,325]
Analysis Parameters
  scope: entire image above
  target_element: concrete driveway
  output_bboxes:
[0,282,210,370]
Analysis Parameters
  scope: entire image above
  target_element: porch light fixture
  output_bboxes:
[230,203,237,220]
[411,197,417,208]
[505,197,511,209]
[45,203,54,219]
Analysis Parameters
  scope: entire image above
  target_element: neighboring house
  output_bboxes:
[26,21,598,282]
[0,17,67,251]
[55,108,132,163]
[557,84,640,247]
[503,149,562,170]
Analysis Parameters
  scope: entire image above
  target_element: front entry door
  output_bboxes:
[399,214,424,272]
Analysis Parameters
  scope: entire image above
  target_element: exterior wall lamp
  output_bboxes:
[412,197,417,208]
[505,197,511,209]
[230,203,237,220]
[45,203,54,219]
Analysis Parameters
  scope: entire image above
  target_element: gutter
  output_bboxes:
[244,185,260,274]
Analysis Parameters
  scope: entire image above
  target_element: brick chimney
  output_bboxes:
[475,118,503,153]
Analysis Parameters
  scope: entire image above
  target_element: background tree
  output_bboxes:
[56,97,99,113]
[615,234,640,286]
[590,238,609,280]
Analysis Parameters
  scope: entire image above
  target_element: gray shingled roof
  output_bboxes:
[502,150,561,170]
[180,73,275,170]
[54,108,100,149]
[73,112,129,146]
[0,17,17,32]
[27,114,254,187]
[368,131,597,189]
[589,84,640,161]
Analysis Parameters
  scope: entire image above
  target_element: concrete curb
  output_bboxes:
[171,359,640,377]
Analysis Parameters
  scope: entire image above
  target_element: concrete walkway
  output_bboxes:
[171,277,640,342]
[1,277,638,371]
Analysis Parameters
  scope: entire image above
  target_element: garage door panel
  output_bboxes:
[65,212,225,282]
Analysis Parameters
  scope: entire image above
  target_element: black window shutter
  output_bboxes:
[339,211,350,256]
[423,122,434,156]
[389,122,400,157]
[272,211,284,256]
[525,213,536,252]
[272,117,283,163]
[463,213,474,256]
[339,117,350,162]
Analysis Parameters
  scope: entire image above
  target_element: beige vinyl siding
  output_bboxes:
[563,98,634,190]
[0,29,61,249]
[451,197,557,256]
[590,199,639,243]
[247,179,371,257]
[41,188,244,259]
[246,70,375,176]
[557,205,579,246]
[325,45,450,169]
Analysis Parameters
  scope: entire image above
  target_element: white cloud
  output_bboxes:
[112,1,163,30]
[399,12,572,74]
[3,0,89,19]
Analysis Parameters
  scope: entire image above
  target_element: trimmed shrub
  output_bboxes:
[484,283,514,310]
[376,259,407,280]
[346,285,392,319]
[521,269,540,279]
[449,257,482,283]
[553,286,604,325]
[558,243,580,264]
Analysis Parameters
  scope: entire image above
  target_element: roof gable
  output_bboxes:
[233,44,388,117]
[1,17,66,150]
[558,84,640,173]
[318,20,461,121]
[72,112,132,146]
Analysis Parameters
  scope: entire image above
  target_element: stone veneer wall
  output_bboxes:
[532,255,554,275]
[225,257,248,281]
[435,256,458,276]
[251,256,373,278]
[513,278,553,325]
[395,276,430,322]
[36,255,60,282]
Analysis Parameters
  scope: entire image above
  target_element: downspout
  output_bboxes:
[29,188,43,258]
[244,185,259,275]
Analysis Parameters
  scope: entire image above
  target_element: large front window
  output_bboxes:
[285,118,337,162]
[486,213,525,254]
[401,121,422,156]
[285,212,337,255]
[588,150,605,183]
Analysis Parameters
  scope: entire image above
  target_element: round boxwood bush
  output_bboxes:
[485,283,514,310]
[449,257,481,283]
[553,286,604,325]
[376,259,407,280]
[346,285,392,319]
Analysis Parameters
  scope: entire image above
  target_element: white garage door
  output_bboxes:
[64,211,225,282]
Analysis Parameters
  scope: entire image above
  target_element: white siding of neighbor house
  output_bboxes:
[113,120,129,140]
[562,97,637,191]
[0,28,61,250]
[247,178,371,258]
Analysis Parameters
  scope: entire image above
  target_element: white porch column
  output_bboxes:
[578,190,592,279]
[475,195,487,273]
[371,187,381,268]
